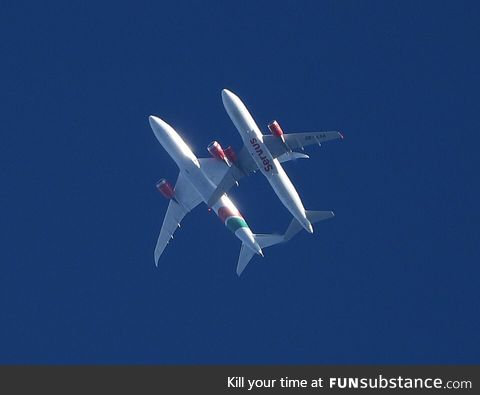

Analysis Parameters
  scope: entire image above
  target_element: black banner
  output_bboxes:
[0,365,477,393]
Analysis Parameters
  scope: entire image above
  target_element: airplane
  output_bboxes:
[149,115,320,276]
[205,88,344,235]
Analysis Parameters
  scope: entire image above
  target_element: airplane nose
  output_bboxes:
[149,115,159,129]
[149,115,170,132]
[221,89,230,99]
[148,115,173,143]
[221,89,236,107]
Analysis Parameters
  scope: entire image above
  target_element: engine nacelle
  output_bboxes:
[268,120,284,138]
[224,146,237,164]
[207,140,226,161]
[156,178,175,199]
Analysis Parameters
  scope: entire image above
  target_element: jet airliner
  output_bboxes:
[149,89,342,275]
[210,89,344,235]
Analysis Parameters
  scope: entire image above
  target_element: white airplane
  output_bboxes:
[206,89,344,235]
[149,116,313,275]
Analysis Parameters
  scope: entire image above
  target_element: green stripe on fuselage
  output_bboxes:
[226,216,248,233]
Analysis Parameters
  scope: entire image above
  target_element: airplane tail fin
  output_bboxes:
[236,233,284,276]
[236,211,334,276]
[285,210,335,241]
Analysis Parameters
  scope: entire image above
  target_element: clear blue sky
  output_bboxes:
[1,1,479,363]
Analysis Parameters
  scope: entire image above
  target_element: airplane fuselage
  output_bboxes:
[221,90,313,233]
[149,116,263,255]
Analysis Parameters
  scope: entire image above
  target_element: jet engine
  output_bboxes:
[268,120,284,138]
[224,146,237,164]
[268,120,286,144]
[156,178,175,199]
[207,140,226,161]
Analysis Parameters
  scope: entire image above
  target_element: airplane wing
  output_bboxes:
[203,145,310,207]
[198,158,233,186]
[154,172,203,265]
[202,131,341,206]
[236,146,260,174]
[201,153,256,207]
[263,131,343,159]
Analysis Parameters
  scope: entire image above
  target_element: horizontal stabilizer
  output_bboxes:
[236,233,285,276]
[254,233,284,249]
[306,210,335,223]
[236,211,334,276]
[237,244,256,276]
[284,210,335,241]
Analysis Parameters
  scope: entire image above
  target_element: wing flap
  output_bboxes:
[154,199,186,264]
[154,172,203,265]
[263,131,343,159]
[277,151,309,163]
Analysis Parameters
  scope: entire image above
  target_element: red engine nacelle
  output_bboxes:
[156,178,175,199]
[268,120,284,138]
[207,140,226,161]
[224,146,237,163]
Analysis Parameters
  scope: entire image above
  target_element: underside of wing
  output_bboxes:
[197,158,231,186]
[201,130,341,207]
[236,146,260,175]
[154,172,203,265]
[263,131,343,159]
[200,152,257,207]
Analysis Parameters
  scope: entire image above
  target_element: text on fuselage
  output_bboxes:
[250,138,273,171]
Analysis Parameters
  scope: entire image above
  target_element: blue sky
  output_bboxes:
[1,1,479,363]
